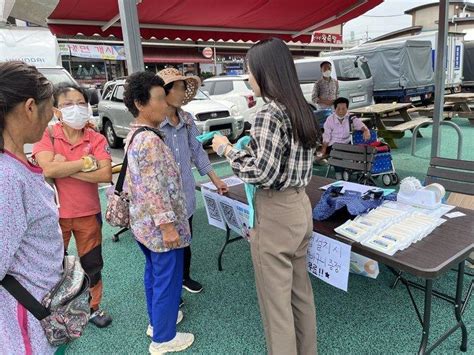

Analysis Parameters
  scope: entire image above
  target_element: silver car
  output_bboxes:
[98,79,244,148]
[294,55,374,110]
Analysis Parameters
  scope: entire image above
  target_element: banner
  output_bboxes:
[61,43,126,60]
[311,32,342,44]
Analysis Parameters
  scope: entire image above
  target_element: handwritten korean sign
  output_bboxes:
[307,232,351,291]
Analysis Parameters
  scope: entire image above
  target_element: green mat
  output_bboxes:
[66,117,473,354]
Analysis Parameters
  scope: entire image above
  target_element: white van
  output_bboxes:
[294,55,374,109]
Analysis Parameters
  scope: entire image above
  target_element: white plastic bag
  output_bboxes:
[349,252,379,279]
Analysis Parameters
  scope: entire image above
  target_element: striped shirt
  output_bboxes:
[160,110,212,218]
[311,77,339,109]
[226,100,314,191]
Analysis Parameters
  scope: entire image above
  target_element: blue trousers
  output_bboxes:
[138,243,184,343]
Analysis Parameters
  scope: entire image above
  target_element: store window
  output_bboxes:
[69,61,107,85]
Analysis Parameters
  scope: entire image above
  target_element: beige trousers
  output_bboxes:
[250,188,317,355]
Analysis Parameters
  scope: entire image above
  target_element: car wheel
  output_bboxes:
[104,120,123,148]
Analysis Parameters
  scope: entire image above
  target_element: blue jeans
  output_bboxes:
[137,242,184,343]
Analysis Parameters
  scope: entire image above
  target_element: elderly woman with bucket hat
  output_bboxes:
[158,68,228,296]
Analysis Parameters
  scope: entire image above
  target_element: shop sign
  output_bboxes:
[216,55,245,63]
[202,47,213,58]
[61,43,126,60]
[311,32,342,44]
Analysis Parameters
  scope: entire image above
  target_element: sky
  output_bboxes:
[343,0,443,42]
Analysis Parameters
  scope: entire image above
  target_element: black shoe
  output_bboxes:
[179,297,184,308]
[182,278,203,294]
[89,309,112,328]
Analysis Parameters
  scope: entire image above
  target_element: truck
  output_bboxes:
[406,30,464,94]
[462,41,474,92]
[0,26,76,85]
[325,39,435,104]
[0,26,98,153]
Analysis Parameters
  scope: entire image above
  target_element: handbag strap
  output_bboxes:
[115,126,162,193]
[0,275,50,320]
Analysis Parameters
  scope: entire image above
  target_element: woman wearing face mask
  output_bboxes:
[33,82,113,328]
[212,38,320,355]
[311,61,339,110]
[320,97,371,180]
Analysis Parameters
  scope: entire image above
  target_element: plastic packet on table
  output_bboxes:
[380,226,419,249]
[362,233,402,256]
[334,220,374,242]
[354,213,392,230]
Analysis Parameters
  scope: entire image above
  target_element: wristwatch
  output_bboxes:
[217,143,232,157]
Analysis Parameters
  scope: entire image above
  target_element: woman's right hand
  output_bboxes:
[161,223,180,249]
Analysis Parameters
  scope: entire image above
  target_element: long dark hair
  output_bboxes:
[0,61,53,151]
[246,38,320,149]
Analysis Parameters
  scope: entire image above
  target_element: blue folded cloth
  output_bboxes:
[313,186,385,221]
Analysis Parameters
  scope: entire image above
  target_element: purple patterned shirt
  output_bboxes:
[0,151,63,355]
[125,126,191,252]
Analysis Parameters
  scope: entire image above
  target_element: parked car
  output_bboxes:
[202,75,264,129]
[294,55,374,109]
[98,78,245,148]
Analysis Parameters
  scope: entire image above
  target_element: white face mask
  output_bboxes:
[60,104,90,130]
[322,70,331,78]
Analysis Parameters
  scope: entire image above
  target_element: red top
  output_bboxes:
[32,124,111,219]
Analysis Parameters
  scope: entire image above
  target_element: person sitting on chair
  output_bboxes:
[320,97,371,180]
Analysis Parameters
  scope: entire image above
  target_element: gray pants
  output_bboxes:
[250,188,317,355]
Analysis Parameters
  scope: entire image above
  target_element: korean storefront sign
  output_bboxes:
[311,32,343,45]
[60,43,126,60]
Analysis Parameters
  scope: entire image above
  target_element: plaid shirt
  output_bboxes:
[226,100,314,191]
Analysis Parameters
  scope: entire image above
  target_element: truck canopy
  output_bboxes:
[463,41,474,84]
[327,39,435,92]
[0,27,61,67]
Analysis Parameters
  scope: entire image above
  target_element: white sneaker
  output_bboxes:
[146,311,183,337]
[149,333,194,354]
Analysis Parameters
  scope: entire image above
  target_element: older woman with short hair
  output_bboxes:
[123,71,194,354]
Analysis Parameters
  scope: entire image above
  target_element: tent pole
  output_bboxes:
[431,0,449,158]
[118,0,144,74]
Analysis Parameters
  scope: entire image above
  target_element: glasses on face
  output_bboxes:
[58,102,88,109]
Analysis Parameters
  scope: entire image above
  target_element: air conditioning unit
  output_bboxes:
[459,12,471,18]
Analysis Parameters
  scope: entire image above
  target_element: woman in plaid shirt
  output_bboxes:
[212,38,321,355]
